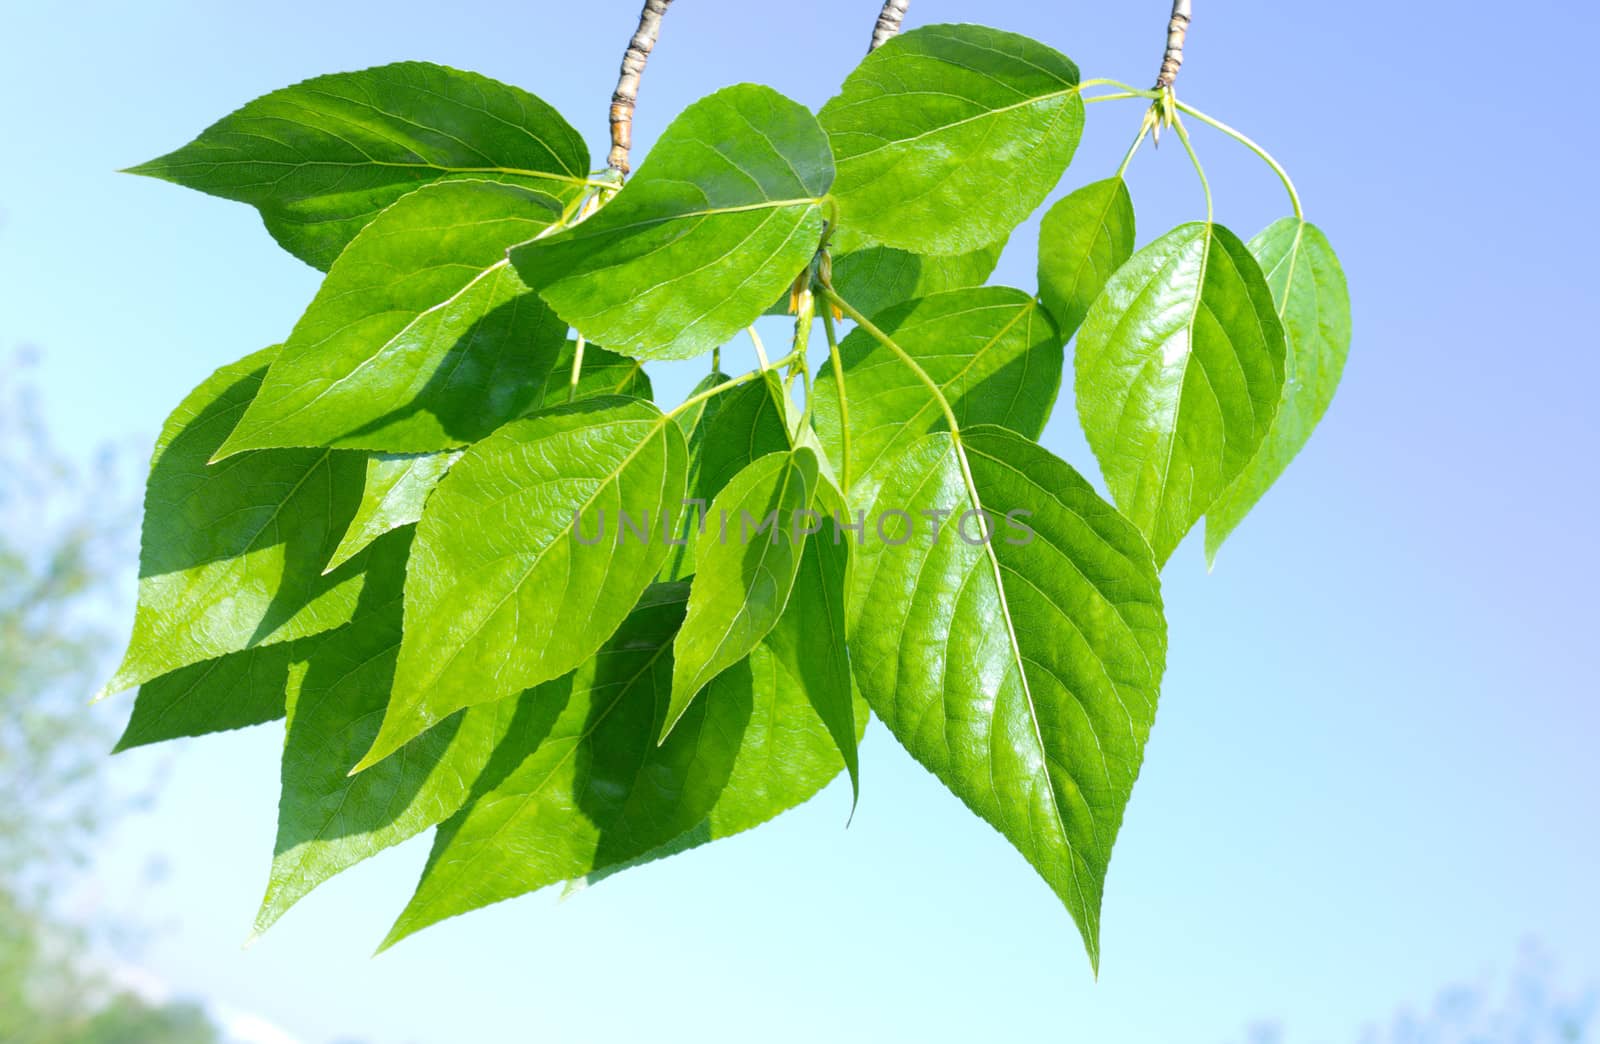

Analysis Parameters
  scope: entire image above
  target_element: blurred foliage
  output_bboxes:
[0,348,223,1042]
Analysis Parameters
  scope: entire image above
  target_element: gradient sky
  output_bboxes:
[4,1,1597,1041]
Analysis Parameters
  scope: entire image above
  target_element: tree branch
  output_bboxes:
[1153,0,1192,89]
[608,0,672,175]
[868,0,911,52]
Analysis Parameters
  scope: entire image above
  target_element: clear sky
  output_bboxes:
[4,1,1598,1041]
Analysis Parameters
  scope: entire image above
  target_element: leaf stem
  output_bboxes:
[608,0,672,175]
[1115,116,1152,178]
[820,307,852,495]
[567,335,587,403]
[748,326,772,371]
[1173,115,1213,225]
[820,286,960,439]
[791,285,817,430]
[1172,100,1304,219]
[665,347,806,422]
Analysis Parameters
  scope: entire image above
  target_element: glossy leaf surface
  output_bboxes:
[851,426,1165,968]
[513,85,832,361]
[1205,219,1351,564]
[1075,223,1286,565]
[819,24,1084,254]
[218,181,567,456]
[356,397,687,770]
[325,451,462,574]
[1037,177,1136,339]
[128,62,589,269]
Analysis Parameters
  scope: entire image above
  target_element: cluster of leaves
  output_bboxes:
[103,22,1348,967]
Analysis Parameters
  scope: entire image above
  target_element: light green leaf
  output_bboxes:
[354,397,687,771]
[113,643,297,753]
[1075,222,1286,566]
[1205,219,1350,564]
[666,448,819,740]
[818,24,1084,254]
[543,340,653,407]
[660,371,791,582]
[851,426,1165,969]
[512,84,833,361]
[99,348,369,699]
[324,451,463,574]
[217,181,568,456]
[384,581,859,947]
[812,287,1063,505]
[1038,177,1136,339]
[127,62,590,270]
[254,530,518,934]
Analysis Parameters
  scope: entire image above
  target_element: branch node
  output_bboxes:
[1153,0,1192,89]
[868,0,911,53]
[608,0,672,175]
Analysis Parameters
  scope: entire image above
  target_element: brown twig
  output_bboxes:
[608,0,672,175]
[1153,0,1192,89]
[868,0,911,52]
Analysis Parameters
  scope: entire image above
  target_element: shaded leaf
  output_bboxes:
[543,340,653,407]
[812,287,1062,504]
[513,84,832,361]
[1037,177,1136,339]
[666,448,819,739]
[1075,222,1286,566]
[325,451,463,574]
[114,644,297,753]
[217,181,567,456]
[355,397,687,770]
[127,62,590,269]
[819,24,1084,254]
[99,348,368,698]
[1205,219,1351,564]
[254,530,518,933]
[851,426,1165,969]
[767,231,1005,319]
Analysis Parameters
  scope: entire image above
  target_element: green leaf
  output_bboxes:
[850,426,1165,969]
[354,397,687,771]
[812,287,1063,504]
[818,24,1085,254]
[766,230,1005,319]
[99,348,369,698]
[543,340,653,407]
[666,448,820,740]
[1205,219,1350,564]
[1075,222,1287,566]
[660,371,791,582]
[216,181,568,456]
[127,62,590,270]
[113,644,297,753]
[324,451,463,575]
[512,84,833,361]
[384,580,858,947]
[1037,177,1136,339]
[254,530,518,934]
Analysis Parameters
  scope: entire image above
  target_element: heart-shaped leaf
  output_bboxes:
[1205,219,1351,564]
[1037,177,1136,339]
[217,181,568,456]
[851,426,1165,970]
[512,84,833,361]
[1075,222,1286,565]
[127,62,590,269]
[812,287,1063,503]
[819,24,1084,254]
[355,396,687,771]
[99,348,369,698]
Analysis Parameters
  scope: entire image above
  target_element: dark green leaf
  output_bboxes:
[851,426,1165,970]
[819,24,1084,254]
[113,644,295,753]
[766,230,1005,319]
[666,448,819,739]
[99,348,368,698]
[354,397,687,771]
[217,181,568,456]
[127,62,590,269]
[543,340,653,407]
[325,451,462,574]
[1205,219,1350,564]
[812,287,1063,504]
[1037,177,1136,338]
[254,530,518,933]
[1075,222,1286,566]
[512,85,832,361]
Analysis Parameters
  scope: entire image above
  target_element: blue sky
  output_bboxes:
[4,0,1598,1041]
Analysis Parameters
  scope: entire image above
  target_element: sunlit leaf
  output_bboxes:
[1037,177,1136,339]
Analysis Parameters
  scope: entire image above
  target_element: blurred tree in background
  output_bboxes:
[0,346,224,1043]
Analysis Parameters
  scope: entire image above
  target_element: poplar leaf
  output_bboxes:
[1037,177,1136,339]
